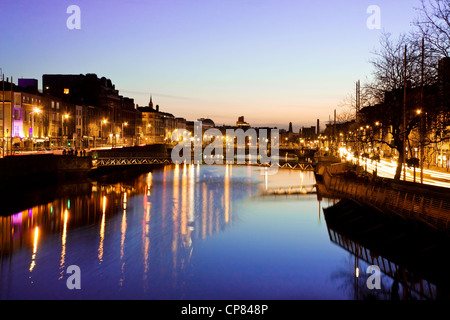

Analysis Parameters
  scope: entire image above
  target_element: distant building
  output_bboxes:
[137,95,184,145]
[198,118,215,130]
[18,78,38,91]
[42,73,139,147]
[300,126,316,140]
[236,116,250,127]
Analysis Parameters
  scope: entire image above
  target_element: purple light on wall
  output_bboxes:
[11,212,22,225]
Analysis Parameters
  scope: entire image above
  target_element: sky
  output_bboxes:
[0,0,424,130]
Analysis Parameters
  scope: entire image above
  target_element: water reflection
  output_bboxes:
[2,164,447,299]
[0,164,255,299]
[324,198,450,300]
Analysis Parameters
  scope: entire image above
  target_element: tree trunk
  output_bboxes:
[394,147,403,180]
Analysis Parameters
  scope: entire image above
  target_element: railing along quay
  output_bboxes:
[322,163,450,233]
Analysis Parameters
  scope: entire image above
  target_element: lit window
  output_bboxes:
[64,88,70,94]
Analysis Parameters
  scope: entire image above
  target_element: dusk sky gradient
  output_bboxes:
[0,0,422,130]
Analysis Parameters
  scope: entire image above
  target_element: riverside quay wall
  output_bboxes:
[0,154,92,188]
[319,163,450,235]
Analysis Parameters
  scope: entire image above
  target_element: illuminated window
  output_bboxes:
[64,88,70,94]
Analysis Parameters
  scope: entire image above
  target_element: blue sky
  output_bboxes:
[0,0,422,129]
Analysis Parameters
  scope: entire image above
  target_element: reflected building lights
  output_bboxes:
[123,192,127,210]
[120,184,128,286]
[120,209,127,261]
[98,196,106,263]
[29,226,39,273]
[188,164,195,224]
[2,165,239,295]
[142,192,151,283]
[202,182,207,239]
[209,189,213,236]
[172,164,180,273]
[181,163,188,237]
[59,209,69,280]
[162,166,167,228]
[224,164,230,224]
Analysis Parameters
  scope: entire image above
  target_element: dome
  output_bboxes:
[198,118,215,127]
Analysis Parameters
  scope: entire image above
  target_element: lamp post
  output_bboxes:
[147,123,151,144]
[30,107,42,151]
[417,109,424,184]
[122,122,128,145]
[62,113,69,147]
[101,119,107,147]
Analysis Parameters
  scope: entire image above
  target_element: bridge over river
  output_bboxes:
[91,144,317,171]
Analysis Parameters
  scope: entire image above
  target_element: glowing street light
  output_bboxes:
[61,113,70,147]
[122,122,128,142]
[30,107,42,151]
[101,119,108,147]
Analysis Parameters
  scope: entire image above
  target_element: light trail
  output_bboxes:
[338,147,450,188]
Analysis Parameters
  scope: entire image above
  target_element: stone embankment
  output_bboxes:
[317,162,450,234]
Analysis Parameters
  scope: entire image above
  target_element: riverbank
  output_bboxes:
[0,153,163,216]
[0,154,91,185]
[317,162,450,234]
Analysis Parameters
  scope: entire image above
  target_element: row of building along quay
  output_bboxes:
[0,73,318,155]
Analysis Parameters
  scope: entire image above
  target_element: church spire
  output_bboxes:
[149,94,154,109]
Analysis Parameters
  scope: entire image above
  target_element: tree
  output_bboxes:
[365,32,429,180]
[412,1,450,169]
[336,82,378,123]
[413,0,450,59]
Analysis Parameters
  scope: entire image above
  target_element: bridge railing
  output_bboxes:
[93,155,316,170]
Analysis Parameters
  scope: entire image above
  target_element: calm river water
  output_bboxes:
[0,164,447,300]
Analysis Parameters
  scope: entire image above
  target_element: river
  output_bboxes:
[0,164,447,300]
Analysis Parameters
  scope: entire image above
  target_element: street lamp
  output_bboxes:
[101,119,107,147]
[417,109,424,183]
[30,107,42,151]
[62,113,70,147]
[122,122,128,145]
